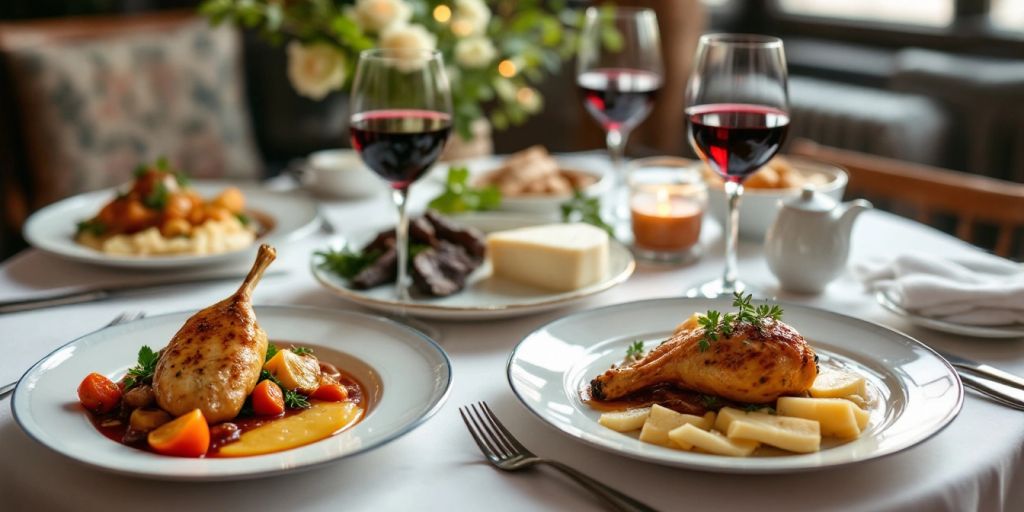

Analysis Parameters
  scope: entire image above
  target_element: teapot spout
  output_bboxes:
[838,199,873,235]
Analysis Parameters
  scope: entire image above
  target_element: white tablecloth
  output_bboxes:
[1,171,1022,512]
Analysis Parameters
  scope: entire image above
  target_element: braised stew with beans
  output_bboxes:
[78,342,367,458]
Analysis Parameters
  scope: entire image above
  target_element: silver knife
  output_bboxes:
[0,270,286,314]
[959,372,1024,410]
[938,349,1024,391]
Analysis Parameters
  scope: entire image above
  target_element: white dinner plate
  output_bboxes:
[11,306,452,481]
[23,181,321,269]
[876,290,1024,339]
[311,213,636,321]
[507,297,963,474]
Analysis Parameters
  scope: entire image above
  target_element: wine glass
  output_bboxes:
[685,34,789,297]
[350,49,453,302]
[577,6,663,228]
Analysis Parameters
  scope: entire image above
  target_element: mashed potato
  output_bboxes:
[78,216,255,256]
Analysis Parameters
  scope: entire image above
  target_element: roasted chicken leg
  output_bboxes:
[153,244,276,422]
[591,317,817,404]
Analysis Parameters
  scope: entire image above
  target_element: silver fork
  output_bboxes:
[459,401,658,512]
[0,311,147,399]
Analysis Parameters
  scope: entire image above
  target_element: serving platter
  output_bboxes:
[311,213,635,321]
[11,306,451,481]
[23,181,320,269]
[507,297,963,473]
[876,290,1024,339]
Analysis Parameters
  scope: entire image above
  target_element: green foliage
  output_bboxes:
[198,0,589,135]
[625,340,644,363]
[123,346,160,390]
[428,166,501,214]
[316,246,382,280]
[290,346,314,356]
[698,292,785,352]
[560,190,614,236]
[143,181,169,210]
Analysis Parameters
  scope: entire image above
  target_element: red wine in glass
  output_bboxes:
[578,68,662,131]
[687,103,790,183]
[350,109,452,190]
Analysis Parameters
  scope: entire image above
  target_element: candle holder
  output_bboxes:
[628,157,706,264]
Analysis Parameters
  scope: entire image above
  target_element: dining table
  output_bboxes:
[1,153,1022,512]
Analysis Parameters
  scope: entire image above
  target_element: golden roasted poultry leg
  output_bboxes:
[591,320,818,404]
[153,244,276,422]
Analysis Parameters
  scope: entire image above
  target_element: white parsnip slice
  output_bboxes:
[639,404,709,447]
[598,407,651,432]
[726,416,821,453]
[669,423,759,456]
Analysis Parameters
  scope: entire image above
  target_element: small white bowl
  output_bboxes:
[302,149,384,199]
[705,157,848,239]
[473,158,610,217]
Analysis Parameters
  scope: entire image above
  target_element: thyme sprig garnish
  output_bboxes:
[624,340,645,363]
[697,292,784,352]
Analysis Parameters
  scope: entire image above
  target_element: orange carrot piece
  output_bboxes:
[77,373,122,414]
[252,380,285,416]
[310,378,349,402]
[148,409,210,457]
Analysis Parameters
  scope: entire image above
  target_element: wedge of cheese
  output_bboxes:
[486,223,609,292]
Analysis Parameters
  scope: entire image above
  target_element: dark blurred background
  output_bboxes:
[1,0,1023,259]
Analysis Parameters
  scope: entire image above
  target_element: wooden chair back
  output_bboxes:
[789,139,1024,258]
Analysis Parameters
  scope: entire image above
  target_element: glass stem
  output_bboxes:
[722,180,743,293]
[392,187,411,303]
[605,128,628,222]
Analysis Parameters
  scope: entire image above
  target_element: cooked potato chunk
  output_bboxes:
[668,423,759,456]
[777,397,864,439]
[810,367,867,400]
[264,349,321,394]
[598,407,651,432]
[129,408,171,433]
[638,404,709,447]
[725,415,821,453]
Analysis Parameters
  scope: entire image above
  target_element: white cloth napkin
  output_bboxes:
[853,252,1024,325]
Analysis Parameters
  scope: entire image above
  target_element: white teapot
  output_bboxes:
[765,187,872,294]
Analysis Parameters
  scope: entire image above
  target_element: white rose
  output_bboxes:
[379,24,438,72]
[352,0,412,33]
[493,77,516,101]
[451,0,491,36]
[286,41,347,100]
[454,37,497,69]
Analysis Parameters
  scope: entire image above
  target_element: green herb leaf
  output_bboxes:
[257,369,310,410]
[265,342,278,363]
[76,219,106,237]
[560,190,613,236]
[316,246,382,280]
[699,394,721,409]
[123,345,160,390]
[290,346,313,356]
[428,166,502,214]
[625,340,644,362]
[143,181,169,210]
[235,212,252,227]
[698,293,784,351]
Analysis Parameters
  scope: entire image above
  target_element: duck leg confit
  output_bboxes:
[590,318,818,404]
[152,244,275,422]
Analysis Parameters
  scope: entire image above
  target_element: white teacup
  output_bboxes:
[301,149,384,199]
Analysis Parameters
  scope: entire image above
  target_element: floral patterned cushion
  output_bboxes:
[5,17,261,206]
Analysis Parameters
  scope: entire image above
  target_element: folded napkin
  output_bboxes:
[853,252,1024,326]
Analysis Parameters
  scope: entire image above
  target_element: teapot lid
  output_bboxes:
[783,185,837,213]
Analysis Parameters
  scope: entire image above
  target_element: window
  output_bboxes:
[776,0,954,28]
[991,0,1024,32]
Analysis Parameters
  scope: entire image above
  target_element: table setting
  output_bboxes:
[2,3,1024,512]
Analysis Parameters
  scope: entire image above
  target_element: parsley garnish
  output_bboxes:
[743,403,776,414]
[560,190,614,236]
[316,246,382,280]
[290,346,313,356]
[235,212,252,227]
[625,340,644,363]
[143,181,169,209]
[265,342,278,363]
[698,292,784,352]
[76,219,106,236]
[699,394,722,409]
[428,166,501,214]
[123,346,160,390]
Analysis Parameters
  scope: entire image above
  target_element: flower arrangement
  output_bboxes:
[200,0,588,140]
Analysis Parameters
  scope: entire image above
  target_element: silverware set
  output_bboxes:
[936,350,1024,410]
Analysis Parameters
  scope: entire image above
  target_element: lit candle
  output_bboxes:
[630,187,703,251]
